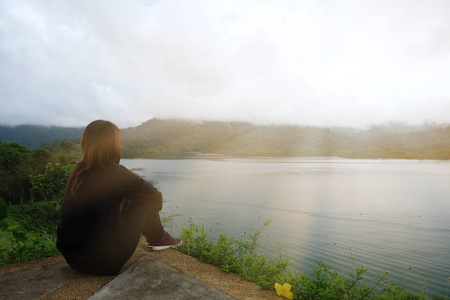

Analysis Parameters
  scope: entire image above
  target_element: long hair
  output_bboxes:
[66,120,121,195]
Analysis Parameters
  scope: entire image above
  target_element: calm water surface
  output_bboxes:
[121,156,450,298]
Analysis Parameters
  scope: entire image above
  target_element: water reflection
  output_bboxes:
[122,157,450,298]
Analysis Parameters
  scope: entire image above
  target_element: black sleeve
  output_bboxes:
[107,165,163,211]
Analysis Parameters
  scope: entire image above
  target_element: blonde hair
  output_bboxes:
[66,120,121,195]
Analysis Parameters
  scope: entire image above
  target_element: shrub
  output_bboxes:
[175,218,432,300]
[0,226,59,265]
[0,201,61,265]
[0,198,7,221]
[6,201,60,233]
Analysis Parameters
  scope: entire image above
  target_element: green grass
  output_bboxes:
[174,217,446,300]
[0,201,61,265]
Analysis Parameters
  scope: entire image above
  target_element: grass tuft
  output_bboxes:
[174,217,437,300]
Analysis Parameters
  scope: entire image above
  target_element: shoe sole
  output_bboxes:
[146,241,182,251]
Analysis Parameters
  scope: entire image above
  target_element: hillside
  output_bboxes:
[121,118,450,159]
[0,125,84,149]
[1,119,450,159]
[120,118,354,157]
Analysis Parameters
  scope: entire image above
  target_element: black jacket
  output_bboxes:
[56,164,162,265]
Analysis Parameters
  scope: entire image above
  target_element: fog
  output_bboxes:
[1,0,449,128]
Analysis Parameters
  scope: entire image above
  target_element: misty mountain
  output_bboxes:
[121,118,347,157]
[120,118,450,159]
[2,118,450,159]
[0,125,84,149]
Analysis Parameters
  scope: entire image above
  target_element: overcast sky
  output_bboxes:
[1,0,449,129]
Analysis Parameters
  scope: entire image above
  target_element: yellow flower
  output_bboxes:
[274,283,294,300]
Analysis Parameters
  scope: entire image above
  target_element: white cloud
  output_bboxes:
[0,0,449,128]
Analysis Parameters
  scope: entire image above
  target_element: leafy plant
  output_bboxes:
[0,197,7,221]
[29,162,74,202]
[175,218,436,300]
[6,202,60,233]
[0,201,61,265]
[1,225,59,264]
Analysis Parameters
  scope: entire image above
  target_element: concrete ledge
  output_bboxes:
[0,243,280,300]
[89,256,234,299]
[0,262,79,300]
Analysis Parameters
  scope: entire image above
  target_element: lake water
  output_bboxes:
[121,156,450,298]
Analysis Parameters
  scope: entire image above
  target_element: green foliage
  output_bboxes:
[0,201,61,265]
[4,119,450,161]
[0,198,7,221]
[0,125,83,149]
[5,202,60,233]
[39,139,81,156]
[279,264,430,300]
[29,162,74,202]
[3,119,450,161]
[30,148,54,174]
[0,141,31,205]
[0,225,59,264]
[117,118,450,160]
[176,218,436,300]
[121,138,165,158]
[0,140,78,204]
[120,119,352,158]
[177,218,290,289]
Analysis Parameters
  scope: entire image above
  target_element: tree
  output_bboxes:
[30,149,53,174]
[29,148,54,203]
[29,162,74,204]
[0,197,7,220]
[0,142,31,205]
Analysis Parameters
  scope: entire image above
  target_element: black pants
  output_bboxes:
[69,200,164,276]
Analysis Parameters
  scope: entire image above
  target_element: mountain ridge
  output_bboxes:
[2,118,450,159]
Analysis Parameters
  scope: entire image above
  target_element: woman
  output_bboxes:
[57,120,180,275]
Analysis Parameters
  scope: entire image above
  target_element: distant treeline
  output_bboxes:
[1,118,450,160]
[0,125,84,149]
[120,118,450,160]
[2,119,450,204]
